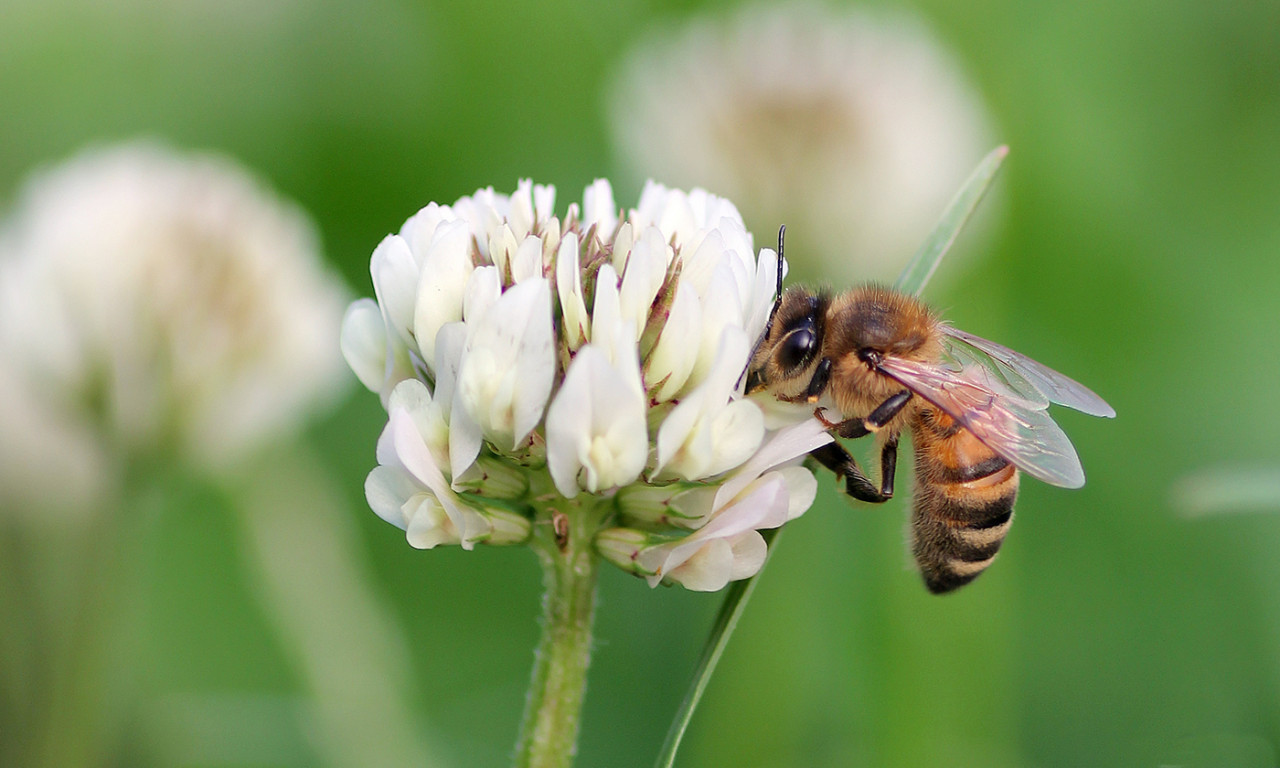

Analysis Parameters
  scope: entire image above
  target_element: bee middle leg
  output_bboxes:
[817,390,912,439]
[809,434,900,503]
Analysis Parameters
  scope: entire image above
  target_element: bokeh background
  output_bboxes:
[3,0,1280,766]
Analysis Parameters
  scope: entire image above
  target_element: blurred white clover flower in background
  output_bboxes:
[608,2,995,284]
[342,179,831,590]
[0,142,351,509]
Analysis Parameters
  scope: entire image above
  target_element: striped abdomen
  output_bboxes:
[909,407,1019,594]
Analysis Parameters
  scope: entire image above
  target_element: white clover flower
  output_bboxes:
[601,419,829,591]
[366,379,530,550]
[343,179,829,588]
[0,142,350,504]
[609,2,996,284]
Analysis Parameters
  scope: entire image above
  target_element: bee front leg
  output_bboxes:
[778,358,833,404]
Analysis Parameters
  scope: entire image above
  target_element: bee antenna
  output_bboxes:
[765,225,786,324]
[776,225,787,298]
[740,225,789,392]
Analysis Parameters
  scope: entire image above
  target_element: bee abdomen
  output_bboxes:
[911,448,1019,594]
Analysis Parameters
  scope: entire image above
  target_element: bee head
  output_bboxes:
[746,287,828,396]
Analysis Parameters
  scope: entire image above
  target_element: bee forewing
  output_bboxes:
[877,356,1088,488]
[941,336,1048,408]
[943,328,1116,418]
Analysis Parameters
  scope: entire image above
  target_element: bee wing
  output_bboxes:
[943,327,1116,418]
[876,355,1088,489]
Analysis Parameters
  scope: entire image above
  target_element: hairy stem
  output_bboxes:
[514,498,607,768]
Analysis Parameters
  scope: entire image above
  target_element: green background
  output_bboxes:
[3,0,1279,765]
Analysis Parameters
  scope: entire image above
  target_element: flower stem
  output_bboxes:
[515,498,606,768]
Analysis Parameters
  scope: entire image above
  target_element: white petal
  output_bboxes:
[582,179,617,238]
[633,181,696,244]
[588,264,643,391]
[389,405,450,495]
[688,263,746,390]
[457,277,554,450]
[431,323,465,410]
[706,326,752,397]
[413,218,474,365]
[507,281,556,446]
[679,228,727,300]
[404,493,459,549]
[387,407,493,549]
[653,391,711,479]
[655,326,760,479]
[662,538,734,592]
[399,202,456,267]
[364,465,417,529]
[453,188,506,257]
[712,215,756,309]
[487,225,520,286]
[638,473,786,584]
[646,281,701,402]
[511,235,543,284]
[618,225,671,334]
[509,179,535,240]
[753,393,821,430]
[387,378,450,472]
[340,298,389,393]
[778,465,818,521]
[609,221,635,274]
[432,322,482,479]
[370,235,418,346]
[546,345,648,497]
[555,232,590,349]
[726,530,768,581]
[714,417,831,509]
[712,231,753,311]
[540,216,561,269]
[462,265,501,323]
[695,473,787,540]
[591,263,623,334]
[533,183,557,225]
[705,399,765,477]
[744,246,781,349]
[449,392,483,482]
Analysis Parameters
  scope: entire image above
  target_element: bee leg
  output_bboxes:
[811,391,909,502]
[808,442,890,503]
[823,390,912,439]
[879,433,899,499]
[805,358,832,400]
[778,357,833,404]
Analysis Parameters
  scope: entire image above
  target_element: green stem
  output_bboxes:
[31,465,155,768]
[514,498,607,768]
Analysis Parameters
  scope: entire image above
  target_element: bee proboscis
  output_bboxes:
[746,230,1114,593]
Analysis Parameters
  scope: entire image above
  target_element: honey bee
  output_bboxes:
[746,232,1114,593]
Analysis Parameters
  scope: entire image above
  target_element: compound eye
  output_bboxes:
[778,327,816,371]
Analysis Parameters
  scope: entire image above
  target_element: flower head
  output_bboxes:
[343,179,828,589]
[609,2,995,284]
[0,142,350,508]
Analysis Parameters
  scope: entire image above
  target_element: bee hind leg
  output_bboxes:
[810,390,910,503]
[808,436,899,503]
